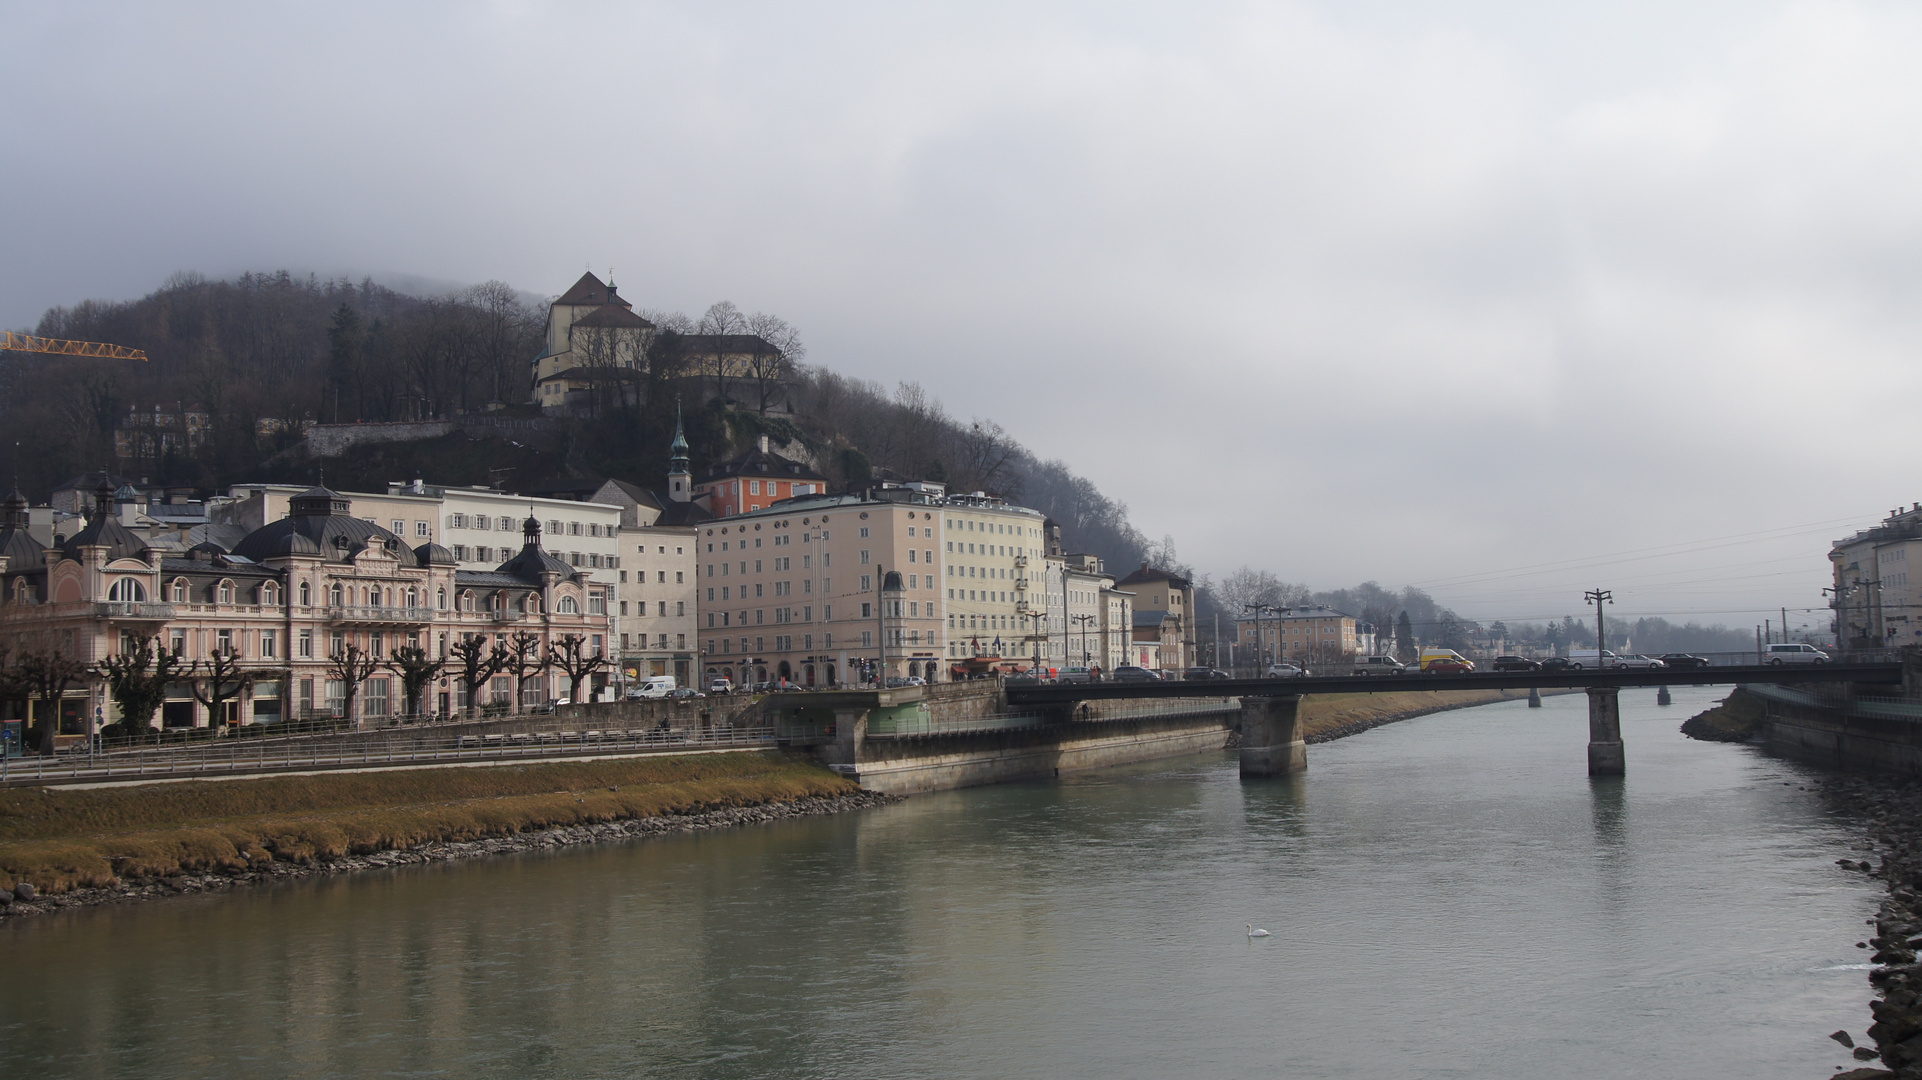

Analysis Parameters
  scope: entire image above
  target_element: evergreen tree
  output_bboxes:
[1394,611,1416,662]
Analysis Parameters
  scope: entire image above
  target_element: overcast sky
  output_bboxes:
[6,0,1918,635]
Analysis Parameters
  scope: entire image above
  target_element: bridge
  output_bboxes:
[1004,662,1908,778]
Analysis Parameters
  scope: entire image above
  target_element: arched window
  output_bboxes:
[259,583,278,606]
[558,596,579,615]
[299,581,311,606]
[406,587,418,609]
[461,591,474,612]
[107,578,147,603]
[329,583,343,607]
[217,580,234,605]
[437,587,447,610]
[171,579,188,603]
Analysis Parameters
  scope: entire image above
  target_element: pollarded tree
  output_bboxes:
[448,633,506,716]
[546,634,608,705]
[325,643,379,728]
[97,634,187,742]
[500,630,547,711]
[382,645,444,721]
[190,647,253,733]
[17,645,87,755]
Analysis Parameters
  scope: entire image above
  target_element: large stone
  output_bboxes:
[13,882,37,901]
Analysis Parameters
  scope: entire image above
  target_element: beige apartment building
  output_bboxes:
[1236,605,1360,668]
[1831,502,1922,650]
[585,419,709,687]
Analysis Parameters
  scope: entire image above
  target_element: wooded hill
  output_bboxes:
[2,270,1162,583]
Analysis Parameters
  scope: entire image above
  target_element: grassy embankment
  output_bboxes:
[1677,687,1767,742]
[0,751,854,895]
[1297,687,1552,739]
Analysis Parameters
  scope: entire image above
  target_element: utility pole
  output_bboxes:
[1782,607,1789,644]
[1585,589,1612,666]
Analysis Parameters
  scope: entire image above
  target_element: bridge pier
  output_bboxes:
[825,707,868,774]
[1586,687,1624,776]
[1527,687,1541,708]
[1240,695,1306,778]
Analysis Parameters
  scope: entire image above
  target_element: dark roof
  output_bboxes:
[701,446,825,483]
[414,542,457,566]
[0,526,44,570]
[456,570,541,589]
[600,479,662,512]
[652,501,714,527]
[492,519,576,582]
[572,305,654,330]
[231,506,415,566]
[62,510,150,563]
[1117,564,1191,589]
[1133,611,1175,628]
[554,272,631,309]
[53,470,138,495]
[681,333,777,356]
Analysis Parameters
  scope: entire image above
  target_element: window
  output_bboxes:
[416,521,430,538]
[859,527,870,538]
[570,522,582,536]
[366,678,391,718]
[261,631,277,658]
[392,520,405,535]
[675,571,684,583]
[299,629,313,658]
[216,628,234,654]
[498,516,513,531]
[861,631,873,648]
[860,550,871,564]
[589,591,606,615]
[861,602,873,618]
[559,596,579,614]
[107,578,146,603]
[218,581,234,605]
[750,480,761,495]
[676,601,685,616]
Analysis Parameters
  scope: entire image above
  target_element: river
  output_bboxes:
[0,686,1880,1078]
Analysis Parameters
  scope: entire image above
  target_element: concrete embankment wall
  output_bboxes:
[849,710,1236,795]
[1755,689,1922,777]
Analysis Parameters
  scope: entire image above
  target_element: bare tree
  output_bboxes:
[96,634,187,742]
[325,643,378,728]
[695,301,746,403]
[499,630,548,710]
[17,645,86,755]
[382,645,444,720]
[448,633,506,716]
[744,312,803,414]
[547,634,608,705]
[189,648,253,732]
[464,281,541,406]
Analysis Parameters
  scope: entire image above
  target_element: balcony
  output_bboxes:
[490,610,526,623]
[327,606,434,625]
[1013,556,1028,569]
[94,602,176,621]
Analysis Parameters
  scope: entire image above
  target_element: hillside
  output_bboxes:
[2,270,1159,578]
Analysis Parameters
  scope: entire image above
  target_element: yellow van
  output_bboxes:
[1416,648,1475,673]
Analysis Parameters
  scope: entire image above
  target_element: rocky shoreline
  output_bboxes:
[0,789,900,924]
[1819,774,1922,1079]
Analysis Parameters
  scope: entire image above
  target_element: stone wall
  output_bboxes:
[304,421,456,458]
[1759,694,1922,777]
[838,709,1236,794]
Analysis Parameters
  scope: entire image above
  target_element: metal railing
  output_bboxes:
[1746,683,1922,721]
[328,605,434,624]
[94,602,176,620]
[0,718,778,786]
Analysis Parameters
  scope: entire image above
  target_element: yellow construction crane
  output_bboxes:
[0,330,147,362]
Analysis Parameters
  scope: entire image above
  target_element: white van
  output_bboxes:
[1563,649,1619,670]
[627,676,678,700]
[1763,643,1829,665]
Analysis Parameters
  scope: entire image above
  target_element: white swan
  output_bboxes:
[1247,923,1271,938]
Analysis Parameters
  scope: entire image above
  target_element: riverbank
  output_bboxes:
[1299,687,1573,742]
[0,751,884,920]
[1818,774,1922,1079]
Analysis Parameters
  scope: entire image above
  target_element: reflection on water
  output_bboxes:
[0,687,1880,1079]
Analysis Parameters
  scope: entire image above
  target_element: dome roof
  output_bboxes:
[232,508,415,566]
[414,542,457,566]
[61,509,149,564]
[0,526,44,569]
[497,539,576,581]
[113,484,139,502]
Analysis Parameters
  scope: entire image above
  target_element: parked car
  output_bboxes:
[1111,665,1163,682]
[1057,667,1098,683]
[625,675,677,700]
[1264,663,1308,678]
[1417,649,1476,673]
[1656,653,1711,669]
[1541,657,1575,673]
[1351,655,1405,676]
[1764,643,1830,665]
[1183,666,1232,681]
[667,688,705,701]
[1492,655,1542,672]
[706,677,734,695]
[1614,654,1668,670]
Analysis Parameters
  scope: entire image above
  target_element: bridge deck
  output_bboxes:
[1003,663,1904,705]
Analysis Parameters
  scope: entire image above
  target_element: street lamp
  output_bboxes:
[1072,613,1095,669]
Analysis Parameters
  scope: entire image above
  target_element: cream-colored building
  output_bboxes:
[532,272,656,413]
[1115,564,1196,669]
[1831,503,1922,650]
[587,418,710,688]
[1236,605,1359,668]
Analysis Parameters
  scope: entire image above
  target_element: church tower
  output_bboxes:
[667,401,691,503]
